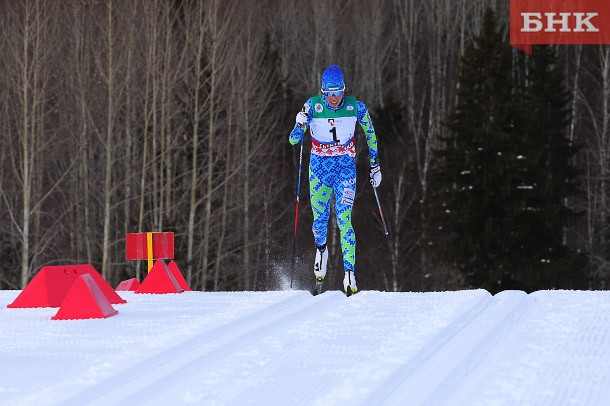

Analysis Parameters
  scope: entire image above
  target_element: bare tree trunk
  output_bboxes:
[201,0,229,290]
[66,1,93,265]
[161,4,173,228]
[123,2,137,252]
[19,2,33,288]
[101,0,115,280]
[599,47,610,259]
[390,165,407,291]
[137,1,161,280]
[186,2,206,288]
[565,45,582,247]
[16,0,54,287]
[241,17,254,290]
[214,108,232,290]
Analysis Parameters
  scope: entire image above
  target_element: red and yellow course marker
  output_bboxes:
[126,232,174,272]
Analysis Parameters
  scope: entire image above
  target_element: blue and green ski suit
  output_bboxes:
[289,95,379,272]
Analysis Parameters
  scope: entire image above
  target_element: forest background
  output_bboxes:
[1,0,609,293]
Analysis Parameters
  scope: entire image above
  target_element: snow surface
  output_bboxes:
[1,288,610,405]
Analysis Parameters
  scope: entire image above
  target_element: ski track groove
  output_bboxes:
[248,292,491,405]
[188,291,344,405]
[418,290,531,405]
[148,292,491,405]
[191,289,493,406]
[70,291,345,405]
[63,291,315,404]
[229,290,492,406]
[461,292,610,406]
[216,291,378,405]
[119,291,347,405]
[362,290,499,405]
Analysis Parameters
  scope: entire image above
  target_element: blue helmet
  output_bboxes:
[321,65,345,91]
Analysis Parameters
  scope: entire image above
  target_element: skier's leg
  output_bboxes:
[333,156,357,294]
[335,201,356,272]
[309,155,334,282]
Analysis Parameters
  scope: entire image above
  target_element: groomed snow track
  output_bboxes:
[3,288,610,405]
[66,290,528,405]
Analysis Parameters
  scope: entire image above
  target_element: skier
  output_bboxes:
[289,65,381,296]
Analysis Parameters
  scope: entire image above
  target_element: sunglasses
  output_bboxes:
[321,86,345,98]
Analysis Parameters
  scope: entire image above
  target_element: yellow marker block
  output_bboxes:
[147,232,154,272]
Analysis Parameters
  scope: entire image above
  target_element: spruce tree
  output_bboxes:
[429,10,586,293]
[515,45,587,289]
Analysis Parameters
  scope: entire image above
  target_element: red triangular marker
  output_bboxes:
[135,260,184,294]
[52,274,118,320]
[167,261,191,291]
[116,278,140,291]
[8,264,125,308]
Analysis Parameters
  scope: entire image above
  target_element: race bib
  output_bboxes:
[310,116,357,145]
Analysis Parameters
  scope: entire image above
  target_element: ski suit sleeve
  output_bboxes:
[357,101,379,167]
[289,99,314,145]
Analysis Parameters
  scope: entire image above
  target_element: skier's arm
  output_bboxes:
[357,101,382,187]
[289,99,313,145]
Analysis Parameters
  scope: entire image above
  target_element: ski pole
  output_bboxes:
[290,133,304,289]
[372,185,389,236]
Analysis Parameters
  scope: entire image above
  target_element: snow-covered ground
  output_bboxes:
[1,288,610,405]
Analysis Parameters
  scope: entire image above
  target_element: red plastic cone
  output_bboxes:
[116,278,140,291]
[135,260,184,294]
[167,261,191,291]
[52,274,118,320]
[8,264,125,308]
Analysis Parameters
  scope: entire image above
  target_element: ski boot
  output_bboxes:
[313,277,324,296]
[343,270,357,297]
[312,244,328,296]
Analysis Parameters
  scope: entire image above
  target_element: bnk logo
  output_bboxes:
[510,0,610,53]
[521,12,599,32]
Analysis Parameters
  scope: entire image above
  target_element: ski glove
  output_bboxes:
[296,111,308,127]
[370,165,382,188]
